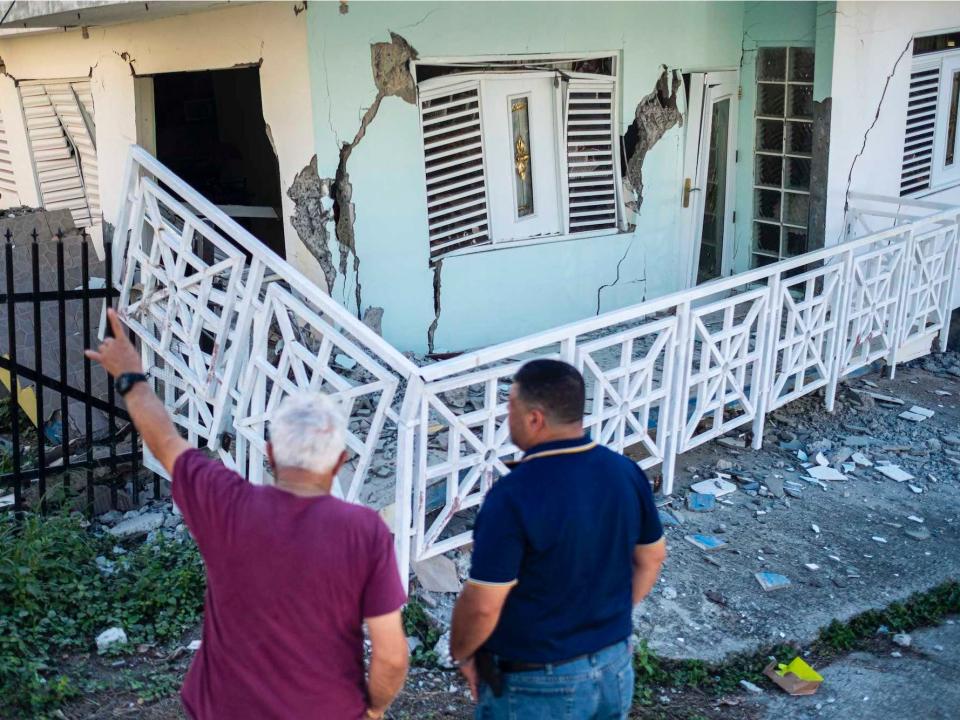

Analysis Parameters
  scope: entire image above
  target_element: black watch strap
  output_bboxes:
[116,372,148,396]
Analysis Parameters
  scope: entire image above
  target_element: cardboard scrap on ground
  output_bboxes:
[876,464,914,482]
[763,657,823,696]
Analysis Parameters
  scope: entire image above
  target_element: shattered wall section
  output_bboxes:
[288,32,418,314]
[622,67,683,210]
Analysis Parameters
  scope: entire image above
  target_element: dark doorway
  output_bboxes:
[152,66,285,257]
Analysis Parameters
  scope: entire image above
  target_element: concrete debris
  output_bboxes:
[815,452,830,466]
[852,452,873,466]
[899,405,935,422]
[853,389,905,405]
[875,465,914,482]
[718,436,747,449]
[755,571,791,592]
[187,640,202,651]
[684,534,727,552]
[872,536,887,544]
[807,466,846,481]
[687,492,717,512]
[904,526,931,541]
[96,627,128,654]
[662,586,678,600]
[892,633,912,648]
[108,512,164,538]
[811,524,821,534]
[334,353,358,371]
[805,563,820,571]
[433,631,454,668]
[765,476,785,498]
[658,508,683,527]
[413,555,462,594]
[690,477,737,497]
[906,515,924,524]
[908,484,923,494]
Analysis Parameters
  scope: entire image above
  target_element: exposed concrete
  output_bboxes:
[427,259,442,354]
[288,32,418,311]
[287,156,336,292]
[622,67,683,209]
[755,620,960,719]
[808,97,831,251]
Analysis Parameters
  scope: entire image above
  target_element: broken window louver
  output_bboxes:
[565,80,618,233]
[900,65,940,196]
[420,84,492,261]
[20,79,99,228]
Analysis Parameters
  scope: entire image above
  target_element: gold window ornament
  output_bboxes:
[510,97,534,216]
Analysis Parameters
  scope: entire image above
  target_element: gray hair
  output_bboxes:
[268,392,346,474]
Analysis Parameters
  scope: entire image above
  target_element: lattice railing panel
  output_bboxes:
[769,263,842,410]
[900,225,957,347]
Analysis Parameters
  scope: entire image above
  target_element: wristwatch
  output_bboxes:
[115,372,148,396]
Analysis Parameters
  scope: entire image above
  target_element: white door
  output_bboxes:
[481,76,563,243]
[682,71,739,285]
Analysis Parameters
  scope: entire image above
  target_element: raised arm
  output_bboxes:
[85,309,190,475]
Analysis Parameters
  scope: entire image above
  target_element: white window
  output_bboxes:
[19,79,100,228]
[415,56,623,262]
[900,32,960,196]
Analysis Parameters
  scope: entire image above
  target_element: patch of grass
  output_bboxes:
[402,597,442,666]
[631,580,960,706]
[0,511,205,717]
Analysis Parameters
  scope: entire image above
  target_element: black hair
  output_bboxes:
[513,359,586,424]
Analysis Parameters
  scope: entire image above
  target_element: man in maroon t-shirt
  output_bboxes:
[87,309,409,719]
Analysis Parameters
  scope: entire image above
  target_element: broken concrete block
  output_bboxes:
[892,633,912,647]
[811,524,820,534]
[807,466,846,481]
[740,680,764,694]
[855,389,904,405]
[876,465,914,482]
[686,492,716,512]
[899,410,929,422]
[871,536,887,544]
[814,452,830,467]
[905,526,931,541]
[718,436,746,449]
[852,452,872,467]
[334,353,358,371]
[108,512,164,539]
[684,534,727,552]
[96,627,128,654]
[755,572,791,592]
[764,476,785,499]
[658,508,682,527]
[804,563,820,571]
[690,477,737,497]
[413,555,462,594]
[908,484,923,494]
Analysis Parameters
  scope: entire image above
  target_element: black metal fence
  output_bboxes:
[0,224,153,514]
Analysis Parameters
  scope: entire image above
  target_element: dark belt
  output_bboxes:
[478,649,592,674]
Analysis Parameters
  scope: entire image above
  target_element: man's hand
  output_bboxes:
[459,656,479,701]
[84,309,143,378]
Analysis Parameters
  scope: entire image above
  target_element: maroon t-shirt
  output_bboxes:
[172,449,406,720]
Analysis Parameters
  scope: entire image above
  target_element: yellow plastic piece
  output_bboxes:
[775,657,823,682]
[0,354,38,427]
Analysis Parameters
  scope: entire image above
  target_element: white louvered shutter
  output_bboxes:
[900,60,940,196]
[419,82,491,262]
[564,78,619,234]
[0,107,19,205]
[20,79,99,227]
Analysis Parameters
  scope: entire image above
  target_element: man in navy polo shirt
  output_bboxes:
[450,359,666,719]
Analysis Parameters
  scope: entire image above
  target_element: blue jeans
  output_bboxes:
[475,640,634,720]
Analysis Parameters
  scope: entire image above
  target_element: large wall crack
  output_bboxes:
[622,67,683,210]
[287,32,418,313]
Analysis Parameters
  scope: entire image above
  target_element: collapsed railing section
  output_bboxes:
[112,147,960,579]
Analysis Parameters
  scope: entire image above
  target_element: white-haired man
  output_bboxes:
[86,309,409,720]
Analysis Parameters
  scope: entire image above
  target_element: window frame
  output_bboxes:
[931,52,960,191]
[413,53,628,261]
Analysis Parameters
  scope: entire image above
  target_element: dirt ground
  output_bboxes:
[59,353,960,719]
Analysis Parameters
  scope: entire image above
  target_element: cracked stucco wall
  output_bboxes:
[0,2,314,268]
[308,2,833,354]
[288,32,418,316]
[824,0,960,295]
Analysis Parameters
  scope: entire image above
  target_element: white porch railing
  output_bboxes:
[112,147,960,578]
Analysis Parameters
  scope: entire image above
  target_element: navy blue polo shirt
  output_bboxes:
[468,435,664,663]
